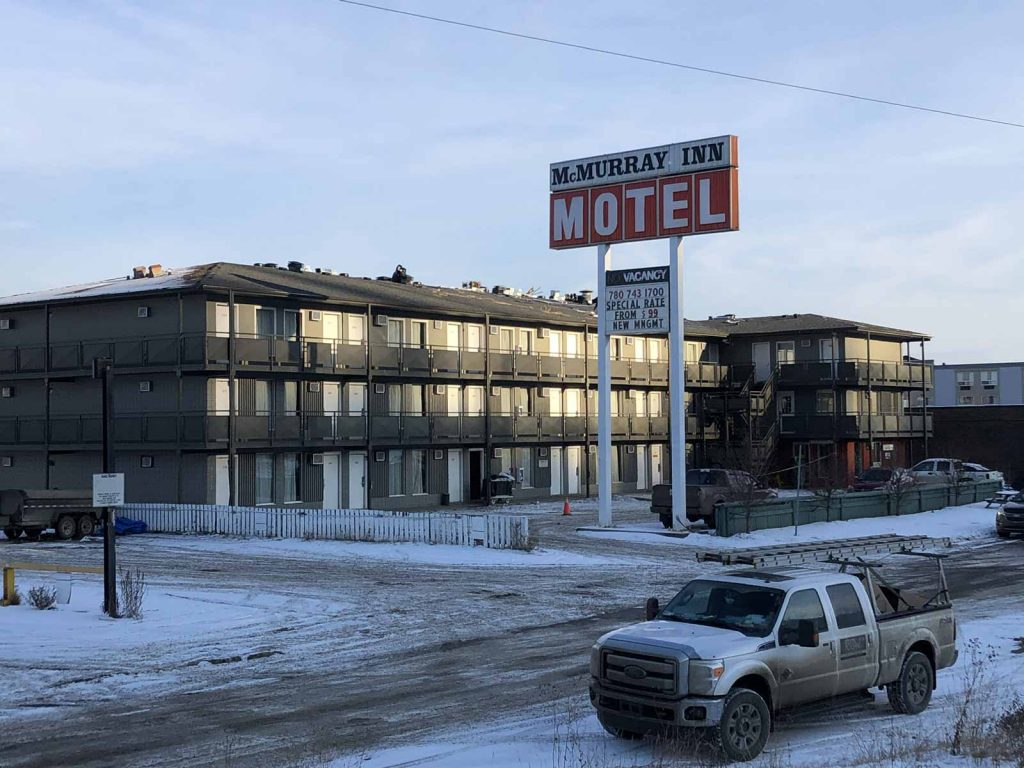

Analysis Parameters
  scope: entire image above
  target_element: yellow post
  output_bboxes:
[2,566,14,607]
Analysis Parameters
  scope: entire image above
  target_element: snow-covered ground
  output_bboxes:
[332,600,1024,768]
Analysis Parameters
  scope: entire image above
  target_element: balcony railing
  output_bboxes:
[778,360,933,389]
[0,410,720,447]
[778,412,932,439]
[0,333,735,388]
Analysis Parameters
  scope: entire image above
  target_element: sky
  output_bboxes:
[1,1,1022,364]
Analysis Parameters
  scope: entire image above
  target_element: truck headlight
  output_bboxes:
[997,510,1006,521]
[590,645,601,678]
[688,660,725,695]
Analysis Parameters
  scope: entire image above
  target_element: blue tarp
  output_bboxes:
[113,517,148,535]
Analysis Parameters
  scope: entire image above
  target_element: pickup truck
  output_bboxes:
[651,469,776,529]
[589,560,957,761]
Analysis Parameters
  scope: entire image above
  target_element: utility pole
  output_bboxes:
[93,357,118,617]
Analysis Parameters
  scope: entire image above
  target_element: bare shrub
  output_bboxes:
[948,639,999,756]
[28,585,57,610]
[7,588,22,606]
[118,567,147,620]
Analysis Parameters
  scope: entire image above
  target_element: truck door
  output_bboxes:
[825,582,879,693]
[774,588,837,707]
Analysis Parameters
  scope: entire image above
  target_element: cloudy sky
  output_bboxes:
[2,1,1022,363]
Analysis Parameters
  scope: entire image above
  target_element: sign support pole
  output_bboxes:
[668,236,686,530]
[597,243,613,527]
[95,358,119,617]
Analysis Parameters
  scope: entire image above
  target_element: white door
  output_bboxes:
[565,389,581,416]
[214,379,230,414]
[466,386,484,415]
[549,447,563,496]
[348,452,367,508]
[565,332,579,358]
[651,445,663,485]
[549,331,561,357]
[636,445,648,490]
[215,455,230,505]
[323,382,340,413]
[446,385,462,415]
[446,322,461,350]
[323,313,340,341]
[323,453,341,508]
[347,315,365,344]
[348,383,366,414]
[566,446,581,494]
[753,342,771,382]
[215,303,231,337]
[447,450,463,503]
[467,325,483,352]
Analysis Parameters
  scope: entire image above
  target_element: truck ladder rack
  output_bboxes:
[695,535,952,568]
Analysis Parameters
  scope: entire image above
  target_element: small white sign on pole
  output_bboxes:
[92,473,125,508]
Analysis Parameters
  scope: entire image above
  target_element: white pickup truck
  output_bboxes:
[589,559,957,761]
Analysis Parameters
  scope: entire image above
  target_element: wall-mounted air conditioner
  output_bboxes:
[309,310,322,322]
[311,454,325,465]
[374,315,388,327]
[137,306,150,318]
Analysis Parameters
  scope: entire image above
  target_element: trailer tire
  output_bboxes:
[3,526,20,541]
[887,651,933,715]
[55,515,78,541]
[24,528,43,541]
[713,688,770,762]
[659,514,673,529]
[77,515,96,538]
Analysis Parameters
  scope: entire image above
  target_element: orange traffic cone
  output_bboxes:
[562,497,571,516]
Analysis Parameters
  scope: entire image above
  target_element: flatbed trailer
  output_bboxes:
[0,489,99,541]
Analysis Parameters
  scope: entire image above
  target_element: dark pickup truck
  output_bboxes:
[652,469,777,529]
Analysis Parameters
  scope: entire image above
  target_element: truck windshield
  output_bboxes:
[659,580,785,637]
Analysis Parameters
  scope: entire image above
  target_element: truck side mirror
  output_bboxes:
[797,619,819,648]
[645,597,660,621]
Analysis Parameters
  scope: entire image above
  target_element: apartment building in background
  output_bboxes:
[0,262,932,507]
[931,362,1024,406]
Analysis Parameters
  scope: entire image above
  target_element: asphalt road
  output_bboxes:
[1,507,1021,768]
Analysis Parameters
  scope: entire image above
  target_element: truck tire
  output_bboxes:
[3,526,20,541]
[597,714,644,740]
[715,688,770,762]
[997,529,1012,539]
[660,514,673,529]
[55,515,78,541]
[24,528,43,541]
[77,515,96,538]
[705,500,725,530]
[887,651,933,715]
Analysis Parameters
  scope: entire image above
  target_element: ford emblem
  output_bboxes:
[623,665,647,680]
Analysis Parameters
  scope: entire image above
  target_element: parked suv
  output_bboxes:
[997,492,1024,538]
[850,467,916,493]
[909,458,965,485]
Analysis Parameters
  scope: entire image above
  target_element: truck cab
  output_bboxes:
[590,563,956,761]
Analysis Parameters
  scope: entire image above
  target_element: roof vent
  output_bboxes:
[461,280,486,293]
[132,266,147,279]
[148,264,164,278]
[549,290,564,302]
[315,267,338,276]
[579,290,594,304]
[391,265,413,284]
[287,261,310,273]
[492,285,513,296]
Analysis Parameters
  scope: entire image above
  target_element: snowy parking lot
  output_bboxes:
[1,497,1022,767]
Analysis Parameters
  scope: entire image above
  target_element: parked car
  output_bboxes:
[651,469,776,529]
[996,492,1024,538]
[908,458,966,485]
[589,563,957,761]
[850,467,916,492]
[962,463,1005,486]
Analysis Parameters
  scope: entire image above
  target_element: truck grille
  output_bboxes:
[602,649,678,695]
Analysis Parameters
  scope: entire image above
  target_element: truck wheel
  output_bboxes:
[77,515,96,538]
[715,688,770,761]
[597,714,644,740]
[705,501,724,530]
[659,514,673,529]
[24,528,43,541]
[887,651,933,715]
[997,529,1012,539]
[3,526,20,541]
[55,515,78,541]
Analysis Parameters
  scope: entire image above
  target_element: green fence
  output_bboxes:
[717,480,1000,537]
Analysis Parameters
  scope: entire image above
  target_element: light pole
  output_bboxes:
[92,357,118,617]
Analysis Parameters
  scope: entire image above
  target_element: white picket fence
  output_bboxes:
[121,503,531,550]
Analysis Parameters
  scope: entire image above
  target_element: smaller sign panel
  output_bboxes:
[93,473,125,508]
[603,266,670,335]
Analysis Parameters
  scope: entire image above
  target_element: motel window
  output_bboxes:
[387,319,403,347]
[388,384,402,416]
[404,385,424,417]
[816,391,835,414]
[388,450,404,496]
[282,382,298,416]
[547,388,562,417]
[980,370,998,389]
[499,328,514,352]
[255,454,274,505]
[256,308,276,339]
[778,392,795,416]
[517,329,533,354]
[647,338,661,362]
[283,310,300,341]
[409,321,427,349]
[408,450,428,495]
[956,371,975,390]
[283,453,299,503]
[958,393,974,405]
